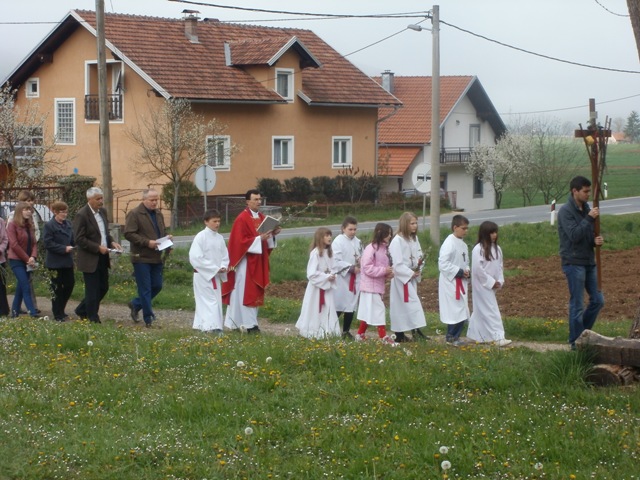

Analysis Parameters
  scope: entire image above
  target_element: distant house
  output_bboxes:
[4,10,400,221]
[375,72,506,211]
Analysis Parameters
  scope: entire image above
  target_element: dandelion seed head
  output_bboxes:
[266,357,272,363]
[439,446,449,455]
[379,359,384,364]
[87,340,93,347]
[441,460,451,471]
[534,462,543,471]
[404,349,413,356]
[43,316,50,321]
[244,427,254,435]
[236,361,245,368]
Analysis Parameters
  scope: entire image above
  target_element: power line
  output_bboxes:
[440,19,640,75]
[593,0,629,17]
[501,92,640,116]
[168,0,430,19]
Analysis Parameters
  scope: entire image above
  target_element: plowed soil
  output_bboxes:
[267,247,640,321]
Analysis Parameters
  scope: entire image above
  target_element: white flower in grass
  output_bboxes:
[439,446,449,455]
[404,349,413,357]
[378,359,384,364]
[441,460,451,471]
[435,329,441,335]
[236,361,245,368]
[43,316,50,321]
[244,427,254,435]
[266,357,272,363]
[87,340,94,347]
[534,462,543,471]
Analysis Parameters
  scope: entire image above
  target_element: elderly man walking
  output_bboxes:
[124,189,171,328]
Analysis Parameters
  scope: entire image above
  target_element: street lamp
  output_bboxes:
[409,5,440,246]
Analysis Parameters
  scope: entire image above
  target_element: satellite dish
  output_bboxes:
[194,165,216,193]
[411,163,431,194]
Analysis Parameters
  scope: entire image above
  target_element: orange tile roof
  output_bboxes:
[74,11,400,106]
[375,76,474,144]
[377,146,421,176]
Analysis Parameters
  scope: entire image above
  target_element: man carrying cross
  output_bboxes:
[558,175,604,349]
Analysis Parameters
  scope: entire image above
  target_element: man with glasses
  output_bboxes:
[222,189,280,333]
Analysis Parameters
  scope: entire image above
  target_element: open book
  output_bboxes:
[257,215,281,234]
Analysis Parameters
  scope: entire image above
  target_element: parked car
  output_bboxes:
[0,201,54,224]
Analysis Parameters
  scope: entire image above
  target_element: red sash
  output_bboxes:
[455,278,466,300]
[349,272,356,293]
[403,283,409,302]
[212,277,217,290]
[319,289,325,312]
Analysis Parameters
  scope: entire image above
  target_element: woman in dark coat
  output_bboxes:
[43,201,75,321]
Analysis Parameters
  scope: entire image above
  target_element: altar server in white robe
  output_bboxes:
[296,227,340,339]
[468,221,512,346]
[389,212,427,342]
[189,210,229,333]
[438,214,471,345]
[332,216,362,339]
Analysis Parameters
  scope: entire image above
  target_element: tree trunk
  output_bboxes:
[629,302,640,339]
[575,330,640,367]
[586,364,639,386]
[628,0,640,62]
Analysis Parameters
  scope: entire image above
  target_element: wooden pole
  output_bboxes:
[96,0,113,221]
[588,99,602,290]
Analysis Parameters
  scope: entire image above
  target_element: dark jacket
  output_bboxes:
[73,204,114,273]
[558,193,596,266]
[124,202,167,264]
[7,221,37,262]
[44,217,75,269]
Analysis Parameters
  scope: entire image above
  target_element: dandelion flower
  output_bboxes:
[379,359,384,364]
[244,427,254,435]
[404,349,413,357]
[439,446,449,455]
[441,460,451,471]
[236,361,245,368]
[266,357,272,363]
[87,340,94,347]
[534,462,543,471]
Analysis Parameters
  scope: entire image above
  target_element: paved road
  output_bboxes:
[163,196,640,248]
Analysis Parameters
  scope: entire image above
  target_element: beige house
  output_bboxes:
[4,10,400,221]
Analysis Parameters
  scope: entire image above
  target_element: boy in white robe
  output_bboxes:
[438,214,470,345]
[189,210,229,333]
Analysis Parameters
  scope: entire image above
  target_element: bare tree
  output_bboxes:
[126,99,232,229]
[0,83,63,188]
[612,117,625,133]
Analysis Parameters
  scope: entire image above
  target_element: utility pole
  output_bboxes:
[96,0,113,220]
[429,5,441,246]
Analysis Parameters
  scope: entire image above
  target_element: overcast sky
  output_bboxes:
[2,0,639,126]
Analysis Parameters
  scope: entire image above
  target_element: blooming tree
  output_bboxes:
[127,98,234,229]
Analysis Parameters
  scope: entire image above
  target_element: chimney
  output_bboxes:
[381,70,394,93]
[182,10,200,43]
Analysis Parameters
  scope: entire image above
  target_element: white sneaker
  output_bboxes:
[495,339,512,347]
[381,335,398,347]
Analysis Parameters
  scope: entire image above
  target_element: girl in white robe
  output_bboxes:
[389,212,427,342]
[438,215,470,344]
[332,216,362,339]
[296,228,341,339]
[468,221,511,346]
[189,211,229,333]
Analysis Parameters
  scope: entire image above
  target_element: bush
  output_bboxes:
[283,177,312,203]
[256,178,283,203]
[162,180,200,211]
[311,176,338,199]
[57,175,96,221]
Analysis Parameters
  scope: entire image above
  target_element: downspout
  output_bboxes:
[375,105,401,202]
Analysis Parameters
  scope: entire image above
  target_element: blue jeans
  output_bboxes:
[562,264,604,346]
[9,259,37,317]
[131,262,163,323]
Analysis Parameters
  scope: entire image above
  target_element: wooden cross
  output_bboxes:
[574,98,612,290]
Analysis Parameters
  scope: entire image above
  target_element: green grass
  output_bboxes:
[0,319,638,479]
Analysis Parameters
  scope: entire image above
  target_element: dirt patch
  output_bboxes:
[267,247,640,321]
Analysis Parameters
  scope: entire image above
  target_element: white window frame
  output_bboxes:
[275,68,294,101]
[25,78,39,98]
[332,136,352,168]
[84,60,124,123]
[54,98,76,145]
[206,135,231,171]
[272,136,294,170]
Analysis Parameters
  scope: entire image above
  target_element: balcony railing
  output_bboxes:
[440,148,473,164]
[84,94,123,121]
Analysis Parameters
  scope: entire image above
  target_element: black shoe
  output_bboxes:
[128,302,140,323]
[54,316,66,322]
[35,309,42,314]
[89,318,102,324]
[395,332,412,343]
[342,331,355,340]
[412,328,430,341]
[247,326,261,334]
